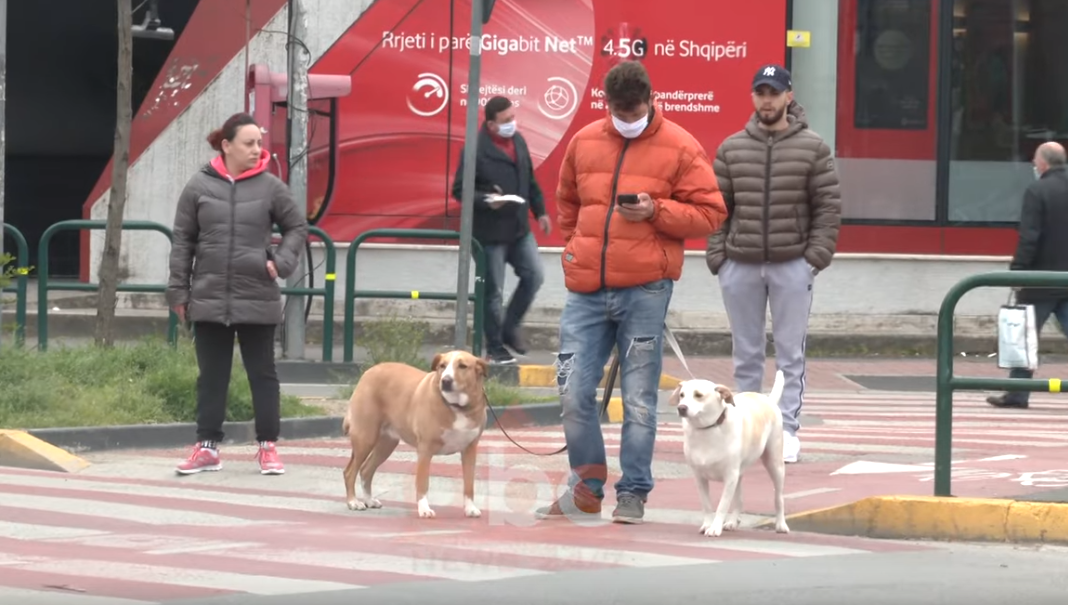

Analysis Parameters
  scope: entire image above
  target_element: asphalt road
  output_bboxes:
[168,541,1068,605]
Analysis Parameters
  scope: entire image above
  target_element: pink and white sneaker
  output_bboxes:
[176,443,222,475]
[256,441,285,475]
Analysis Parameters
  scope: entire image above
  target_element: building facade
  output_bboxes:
[68,0,1060,339]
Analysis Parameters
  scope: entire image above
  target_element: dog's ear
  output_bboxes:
[668,384,682,407]
[474,357,488,378]
[715,385,734,405]
[430,353,445,371]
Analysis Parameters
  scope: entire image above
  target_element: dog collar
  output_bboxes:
[693,409,728,431]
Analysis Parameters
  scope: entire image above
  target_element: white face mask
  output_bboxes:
[612,114,648,139]
[496,120,516,138]
[1034,165,1042,180]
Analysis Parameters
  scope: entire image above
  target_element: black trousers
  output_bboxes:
[193,322,281,443]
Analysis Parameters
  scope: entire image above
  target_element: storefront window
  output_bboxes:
[790,0,938,221]
[948,0,1068,222]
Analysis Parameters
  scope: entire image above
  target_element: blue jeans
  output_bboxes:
[1004,298,1068,403]
[482,233,544,352]
[554,278,674,502]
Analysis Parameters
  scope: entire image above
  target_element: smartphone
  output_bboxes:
[616,193,639,206]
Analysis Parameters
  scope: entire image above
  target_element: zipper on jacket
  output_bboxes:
[225,175,236,326]
[600,140,631,290]
[763,136,773,263]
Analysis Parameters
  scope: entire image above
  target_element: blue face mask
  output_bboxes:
[496,120,516,138]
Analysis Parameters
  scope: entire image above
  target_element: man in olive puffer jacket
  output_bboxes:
[706,64,842,464]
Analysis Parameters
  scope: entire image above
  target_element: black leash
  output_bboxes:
[483,354,620,457]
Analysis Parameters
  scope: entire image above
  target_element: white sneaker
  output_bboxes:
[783,432,800,464]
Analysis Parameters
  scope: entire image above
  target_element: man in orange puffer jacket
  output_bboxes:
[534,60,728,525]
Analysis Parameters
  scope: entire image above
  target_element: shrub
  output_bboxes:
[0,336,322,430]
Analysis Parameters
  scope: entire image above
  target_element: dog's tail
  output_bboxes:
[768,369,785,406]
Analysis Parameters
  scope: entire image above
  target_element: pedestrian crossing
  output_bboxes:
[0,462,921,603]
[1,390,1059,602]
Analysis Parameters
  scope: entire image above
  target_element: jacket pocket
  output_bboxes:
[793,207,806,245]
[260,248,275,281]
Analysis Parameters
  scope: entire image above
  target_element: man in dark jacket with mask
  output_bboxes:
[988,142,1068,409]
[452,96,551,365]
[706,64,842,464]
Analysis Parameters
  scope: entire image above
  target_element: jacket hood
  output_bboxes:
[745,100,809,141]
[205,149,272,182]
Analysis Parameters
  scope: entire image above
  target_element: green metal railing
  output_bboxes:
[37,220,180,350]
[274,225,337,361]
[342,229,486,363]
[1,223,30,347]
[935,270,1068,497]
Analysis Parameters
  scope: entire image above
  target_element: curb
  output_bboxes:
[764,495,1068,545]
[17,309,1057,357]
[0,429,92,473]
[15,403,565,457]
[509,364,681,390]
[275,360,682,389]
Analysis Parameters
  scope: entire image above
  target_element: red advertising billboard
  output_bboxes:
[303,0,787,249]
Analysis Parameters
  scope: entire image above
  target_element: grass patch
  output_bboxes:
[340,314,556,407]
[0,336,323,430]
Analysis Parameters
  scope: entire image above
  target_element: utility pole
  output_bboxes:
[0,0,7,345]
[453,0,484,350]
[283,0,308,359]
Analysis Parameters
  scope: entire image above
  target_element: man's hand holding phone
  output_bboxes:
[616,192,655,222]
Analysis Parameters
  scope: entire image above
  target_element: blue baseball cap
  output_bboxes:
[752,64,792,92]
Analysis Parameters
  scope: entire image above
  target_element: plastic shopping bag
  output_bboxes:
[997,303,1039,370]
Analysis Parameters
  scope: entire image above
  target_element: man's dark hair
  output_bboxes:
[485,96,512,122]
[604,61,651,112]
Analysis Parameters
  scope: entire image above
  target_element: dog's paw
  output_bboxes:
[464,498,481,518]
[702,524,724,537]
[363,497,383,509]
[700,519,724,537]
[346,499,367,511]
[722,517,740,532]
[417,497,436,519]
[775,520,790,534]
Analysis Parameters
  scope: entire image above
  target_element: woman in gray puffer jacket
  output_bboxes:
[165,112,308,477]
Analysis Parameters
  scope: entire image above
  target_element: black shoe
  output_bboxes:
[986,394,1028,409]
[612,492,645,524]
[487,349,517,365]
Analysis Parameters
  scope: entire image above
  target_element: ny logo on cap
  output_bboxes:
[763,67,776,76]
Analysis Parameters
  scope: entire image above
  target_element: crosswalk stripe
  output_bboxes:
[0,555,361,596]
[0,588,154,605]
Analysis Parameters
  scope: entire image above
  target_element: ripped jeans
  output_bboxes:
[555,278,674,502]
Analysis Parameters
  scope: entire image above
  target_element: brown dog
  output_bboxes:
[341,350,489,518]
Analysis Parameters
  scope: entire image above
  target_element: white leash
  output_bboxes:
[662,325,695,379]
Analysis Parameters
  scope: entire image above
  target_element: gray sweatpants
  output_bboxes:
[718,256,813,435]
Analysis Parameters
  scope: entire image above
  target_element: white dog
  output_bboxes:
[670,370,790,537]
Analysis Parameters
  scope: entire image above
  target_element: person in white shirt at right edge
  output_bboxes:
[705,64,843,464]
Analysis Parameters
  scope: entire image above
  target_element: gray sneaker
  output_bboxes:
[612,492,645,524]
[534,490,603,522]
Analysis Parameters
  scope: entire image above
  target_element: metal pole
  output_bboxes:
[0,0,7,347]
[453,0,483,350]
[283,0,308,359]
